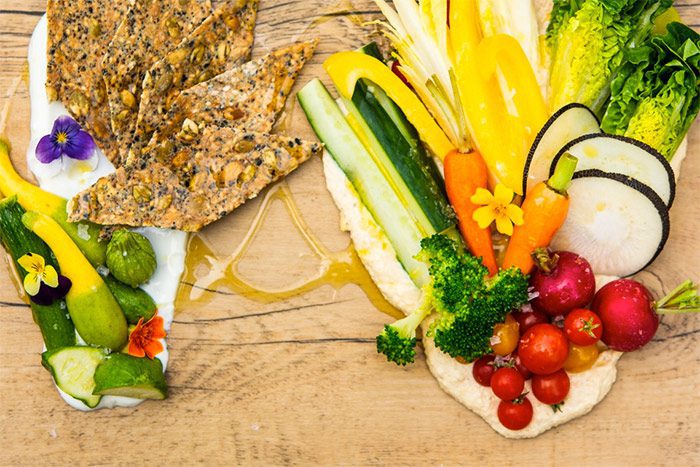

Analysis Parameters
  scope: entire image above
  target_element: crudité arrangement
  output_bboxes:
[298,0,700,435]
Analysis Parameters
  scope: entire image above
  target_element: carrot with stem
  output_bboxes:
[444,149,498,275]
[503,153,578,274]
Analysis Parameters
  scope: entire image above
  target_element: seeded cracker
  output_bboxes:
[69,127,322,231]
[102,0,212,163]
[127,40,317,169]
[46,0,133,161]
[135,0,258,148]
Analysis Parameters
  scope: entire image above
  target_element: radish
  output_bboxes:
[592,279,700,351]
[529,249,596,317]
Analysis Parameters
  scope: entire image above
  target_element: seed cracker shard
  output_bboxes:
[102,0,212,163]
[127,39,318,169]
[135,0,258,147]
[69,128,322,231]
[45,0,132,162]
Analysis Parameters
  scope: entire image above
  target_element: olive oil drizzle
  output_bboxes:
[177,182,403,320]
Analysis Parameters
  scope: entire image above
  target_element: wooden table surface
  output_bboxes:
[1,1,699,465]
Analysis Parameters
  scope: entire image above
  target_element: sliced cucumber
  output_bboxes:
[523,103,600,194]
[42,346,106,408]
[549,134,676,207]
[550,170,669,277]
[350,81,453,233]
[93,353,168,400]
[298,79,429,286]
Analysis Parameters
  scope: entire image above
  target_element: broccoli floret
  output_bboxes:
[376,234,529,366]
[376,290,433,365]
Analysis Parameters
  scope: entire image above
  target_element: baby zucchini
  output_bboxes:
[22,211,128,351]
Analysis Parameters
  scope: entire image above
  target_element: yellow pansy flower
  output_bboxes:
[17,253,58,296]
[470,184,524,236]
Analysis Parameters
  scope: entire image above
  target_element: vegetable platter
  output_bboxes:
[1,0,699,464]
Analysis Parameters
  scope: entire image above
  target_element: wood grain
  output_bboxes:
[1,1,699,465]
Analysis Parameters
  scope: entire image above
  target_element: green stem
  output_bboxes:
[655,280,700,314]
[547,152,578,194]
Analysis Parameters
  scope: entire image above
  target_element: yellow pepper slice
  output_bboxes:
[476,35,548,143]
[324,51,455,160]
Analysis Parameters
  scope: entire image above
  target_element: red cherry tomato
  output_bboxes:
[498,397,533,430]
[512,352,532,380]
[512,307,549,334]
[472,355,496,387]
[491,367,525,401]
[532,369,570,405]
[564,309,603,346]
[519,324,569,375]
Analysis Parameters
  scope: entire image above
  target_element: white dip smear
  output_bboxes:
[323,152,623,439]
[27,15,187,411]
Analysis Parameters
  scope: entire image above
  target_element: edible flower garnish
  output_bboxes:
[17,253,71,305]
[128,314,166,359]
[471,184,524,236]
[35,115,97,168]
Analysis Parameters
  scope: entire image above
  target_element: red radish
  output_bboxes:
[592,279,700,351]
[530,249,596,316]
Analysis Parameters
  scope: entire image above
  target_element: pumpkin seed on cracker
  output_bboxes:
[102,0,212,163]
[69,127,322,231]
[128,40,317,169]
[135,0,258,147]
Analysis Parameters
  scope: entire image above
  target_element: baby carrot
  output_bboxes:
[502,153,578,274]
[444,149,498,275]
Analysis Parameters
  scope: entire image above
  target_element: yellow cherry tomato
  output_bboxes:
[491,313,520,356]
[563,343,600,373]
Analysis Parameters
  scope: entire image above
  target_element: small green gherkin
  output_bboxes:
[106,229,156,287]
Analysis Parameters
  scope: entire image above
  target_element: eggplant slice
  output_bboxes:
[522,103,600,195]
[550,170,669,277]
[550,133,675,208]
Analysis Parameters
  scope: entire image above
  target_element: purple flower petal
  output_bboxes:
[30,275,72,306]
[35,134,62,163]
[62,129,96,160]
[52,115,81,135]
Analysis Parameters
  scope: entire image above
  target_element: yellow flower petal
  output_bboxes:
[473,206,496,229]
[18,253,44,274]
[23,273,41,296]
[506,204,524,226]
[42,265,59,288]
[495,215,514,236]
[494,183,515,205]
[470,187,495,205]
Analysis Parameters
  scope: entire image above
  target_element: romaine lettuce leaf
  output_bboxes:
[547,0,672,114]
[601,22,700,160]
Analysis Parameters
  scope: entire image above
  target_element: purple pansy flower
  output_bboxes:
[36,115,96,164]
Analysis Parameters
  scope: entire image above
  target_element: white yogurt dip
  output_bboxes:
[27,15,187,411]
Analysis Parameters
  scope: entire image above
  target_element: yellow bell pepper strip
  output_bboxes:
[22,211,128,351]
[0,138,107,266]
[324,51,455,160]
[449,0,482,63]
[476,35,548,144]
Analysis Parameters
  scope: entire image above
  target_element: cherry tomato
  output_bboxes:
[512,352,532,380]
[498,397,533,430]
[491,313,520,356]
[472,355,496,386]
[563,343,600,373]
[491,367,525,401]
[518,324,569,375]
[532,369,570,405]
[512,307,549,334]
[564,309,603,346]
